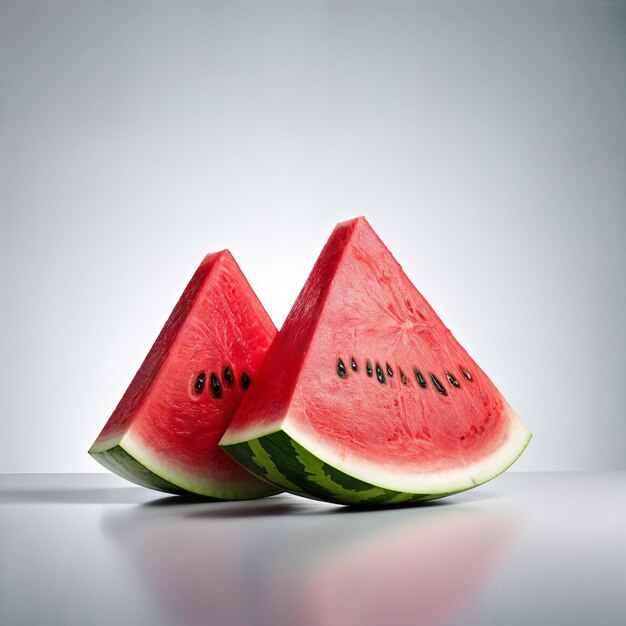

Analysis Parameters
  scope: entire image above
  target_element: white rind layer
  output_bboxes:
[219,421,284,447]
[110,431,276,499]
[278,404,531,494]
[89,432,124,454]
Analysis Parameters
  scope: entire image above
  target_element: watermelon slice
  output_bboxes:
[89,251,280,499]
[221,218,531,504]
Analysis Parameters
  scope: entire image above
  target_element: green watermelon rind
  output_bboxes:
[223,425,532,506]
[89,438,280,501]
[225,432,440,505]
[89,445,189,495]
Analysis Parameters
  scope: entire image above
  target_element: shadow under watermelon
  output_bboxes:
[102,494,522,626]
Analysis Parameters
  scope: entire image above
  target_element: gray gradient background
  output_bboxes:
[1,0,624,473]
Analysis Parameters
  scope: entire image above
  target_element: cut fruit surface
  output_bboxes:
[89,251,280,499]
[221,218,531,504]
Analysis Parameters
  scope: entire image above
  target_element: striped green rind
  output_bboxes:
[89,446,189,496]
[89,444,280,500]
[224,431,457,506]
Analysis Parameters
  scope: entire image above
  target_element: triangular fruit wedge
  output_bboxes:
[89,251,280,499]
[220,218,531,505]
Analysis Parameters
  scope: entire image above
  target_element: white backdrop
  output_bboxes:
[1,0,624,472]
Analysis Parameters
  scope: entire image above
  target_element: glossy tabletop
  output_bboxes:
[1,472,624,626]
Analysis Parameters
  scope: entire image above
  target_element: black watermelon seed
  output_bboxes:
[460,366,472,381]
[210,373,222,399]
[350,357,358,372]
[446,371,460,388]
[241,372,251,389]
[399,369,408,385]
[223,366,234,385]
[375,363,386,384]
[386,362,394,377]
[337,358,348,379]
[431,373,447,395]
[366,360,373,377]
[194,372,206,394]
[414,368,427,388]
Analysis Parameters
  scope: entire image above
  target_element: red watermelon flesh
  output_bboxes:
[89,251,280,499]
[221,218,531,502]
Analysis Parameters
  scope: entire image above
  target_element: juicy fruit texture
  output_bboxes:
[221,217,531,505]
[89,251,280,499]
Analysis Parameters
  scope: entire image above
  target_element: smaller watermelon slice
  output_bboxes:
[221,218,531,505]
[89,251,280,499]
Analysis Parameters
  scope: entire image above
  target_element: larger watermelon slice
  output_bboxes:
[89,251,280,499]
[221,218,531,504]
